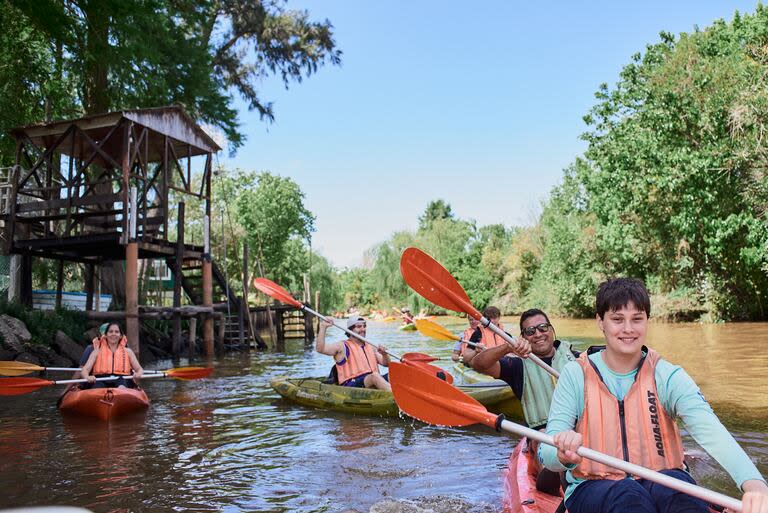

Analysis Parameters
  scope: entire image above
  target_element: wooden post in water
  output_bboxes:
[314,290,320,333]
[188,317,197,356]
[125,186,140,354]
[202,214,214,355]
[256,256,278,348]
[241,243,254,348]
[216,313,225,350]
[172,202,185,356]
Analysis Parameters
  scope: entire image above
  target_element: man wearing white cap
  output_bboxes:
[316,316,391,391]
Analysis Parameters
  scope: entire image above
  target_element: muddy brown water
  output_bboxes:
[1,317,766,512]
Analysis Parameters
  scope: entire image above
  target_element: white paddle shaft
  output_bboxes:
[53,373,168,386]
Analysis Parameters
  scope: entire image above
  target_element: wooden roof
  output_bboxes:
[11,106,221,163]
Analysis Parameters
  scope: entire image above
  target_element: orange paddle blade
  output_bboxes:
[0,377,54,395]
[400,248,481,319]
[402,360,454,384]
[415,319,460,342]
[0,361,45,376]
[390,362,498,427]
[401,352,438,363]
[163,367,213,380]
[252,278,302,308]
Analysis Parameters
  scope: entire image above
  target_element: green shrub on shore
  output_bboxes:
[0,301,87,347]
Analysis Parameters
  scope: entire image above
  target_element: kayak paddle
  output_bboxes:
[414,319,482,349]
[400,247,558,378]
[252,277,454,384]
[0,366,213,396]
[400,352,454,363]
[389,361,742,512]
[0,360,163,377]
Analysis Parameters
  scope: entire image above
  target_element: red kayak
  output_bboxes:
[503,438,730,513]
[59,387,150,421]
[503,438,563,513]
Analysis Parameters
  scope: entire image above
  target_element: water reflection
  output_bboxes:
[0,318,766,512]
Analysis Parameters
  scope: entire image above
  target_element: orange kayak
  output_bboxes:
[59,387,150,421]
[503,438,729,513]
[503,438,563,513]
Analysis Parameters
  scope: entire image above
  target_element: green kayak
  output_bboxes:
[452,362,502,383]
[270,375,523,419]
[397,323,417,331]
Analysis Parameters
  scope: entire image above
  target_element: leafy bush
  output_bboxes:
[0,301,88,347]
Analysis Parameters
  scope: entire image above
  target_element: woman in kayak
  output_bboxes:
[540,278,768,513]
[81,322,143,389]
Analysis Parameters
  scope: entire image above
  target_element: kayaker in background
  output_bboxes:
[460,306,506,363]
[81,322,143,389]
[451,317,480,362]
[540,278,768,513]
[471,308,578,495]
[401,307,414,324]
[316,316,392,391]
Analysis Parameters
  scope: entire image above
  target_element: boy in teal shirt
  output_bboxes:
[538,278,768,513]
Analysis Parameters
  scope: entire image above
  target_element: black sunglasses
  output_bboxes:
[521,323,551,337]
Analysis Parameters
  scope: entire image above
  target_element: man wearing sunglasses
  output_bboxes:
[471,308,579,494]
[316,316,391,391]
[472,308,578,430]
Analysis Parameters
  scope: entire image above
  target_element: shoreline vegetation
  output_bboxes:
[330,7,768,323]
[0,5,765,325]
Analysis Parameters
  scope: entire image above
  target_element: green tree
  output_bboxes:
[234,171,315,282]
[418,199,454,231]
[8,0,341,150]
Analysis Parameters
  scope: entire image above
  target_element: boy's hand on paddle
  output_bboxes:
[86,375,95,384]
[377,345,388,356]
[553,430,583,466]
[742,480,768,513]
[319,319,333,331]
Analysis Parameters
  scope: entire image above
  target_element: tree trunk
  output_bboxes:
[82,1,110,115]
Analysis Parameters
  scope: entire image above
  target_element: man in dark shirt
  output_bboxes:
[471,308,579,495]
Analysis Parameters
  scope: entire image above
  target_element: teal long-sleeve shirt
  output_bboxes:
[538,349,765,503]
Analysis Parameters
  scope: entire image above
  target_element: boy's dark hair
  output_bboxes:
[595,278,651,319]
[519,308,551,331]
[483,306,501,319]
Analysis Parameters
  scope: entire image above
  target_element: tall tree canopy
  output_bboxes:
[2,0,341,159]
[418,199,454,231]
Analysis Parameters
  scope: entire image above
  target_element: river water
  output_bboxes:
[1,317,767,513]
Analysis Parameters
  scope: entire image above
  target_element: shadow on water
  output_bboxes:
[0,318,767,512]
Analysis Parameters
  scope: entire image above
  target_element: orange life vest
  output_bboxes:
[92,336,132,376]
[572,347,685,480]
[459,327,475,355]
[335,339,380,384]
[478,323,506,349]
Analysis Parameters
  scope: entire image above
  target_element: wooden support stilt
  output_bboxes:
[55,260,64,310]
[188,317,197,357]
[202,214,214,355]
[126,186,139,355]
[126,242,139,354]
[172,202,185,356]
[85,263,95,311]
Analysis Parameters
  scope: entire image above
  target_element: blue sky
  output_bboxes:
[221,1,760,268]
